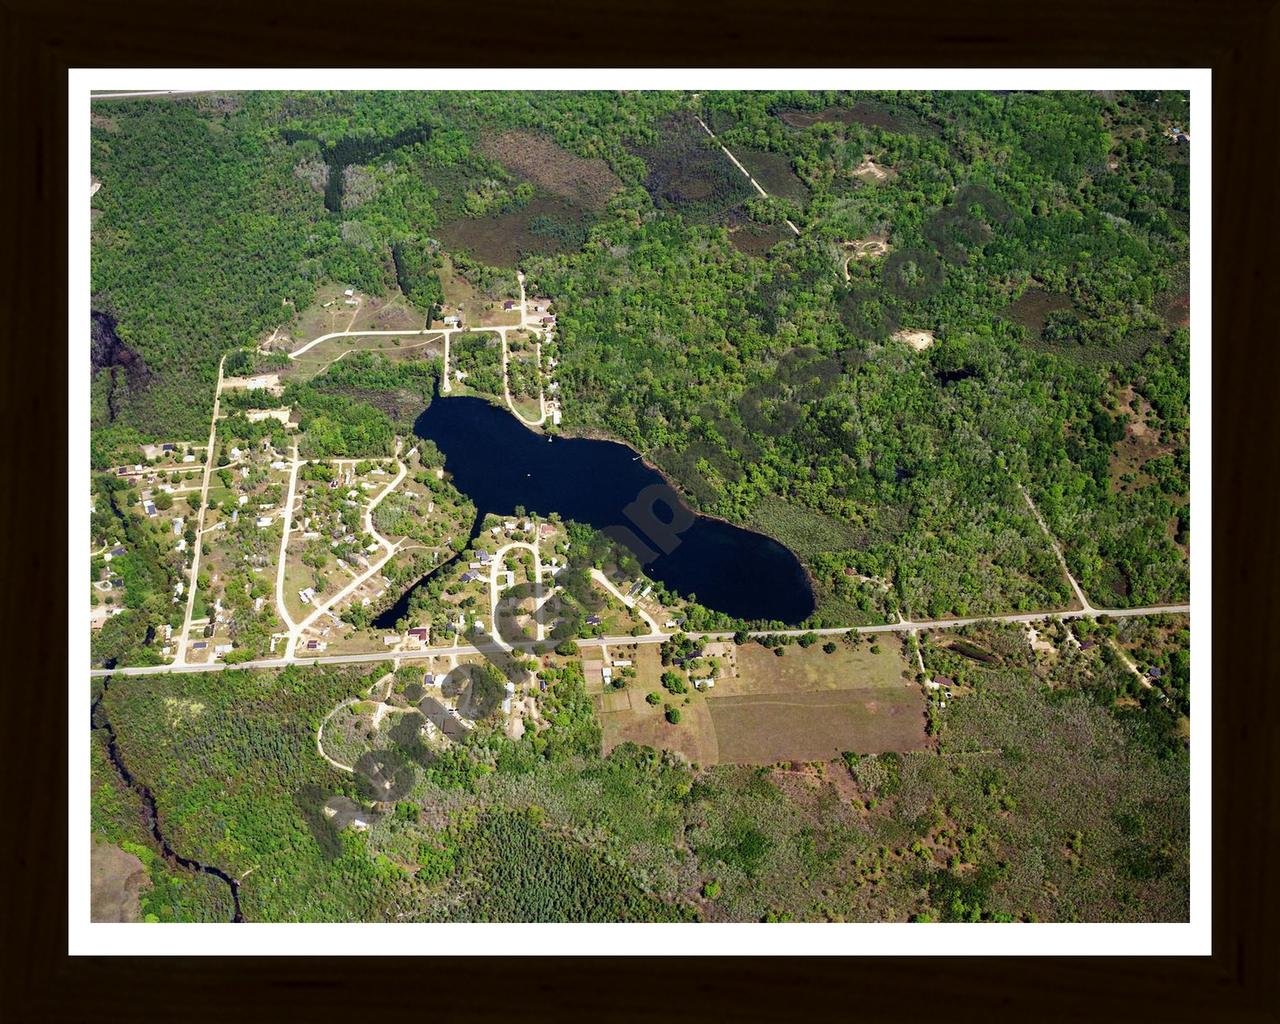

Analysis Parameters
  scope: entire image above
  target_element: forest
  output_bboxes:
[89,90,1192,923]
[91,617,1188,923]
[92,89,1189,616]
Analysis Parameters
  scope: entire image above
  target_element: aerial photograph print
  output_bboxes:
[82,80,1197,938]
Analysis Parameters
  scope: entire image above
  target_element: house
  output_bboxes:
[383,635,399,646]
[162,443,176,452]
[215,644,233,656]
[442,315,461,328]
[1079,640,1096,651]
[108,546,127,559]
[256,516,273,528]
[407,627,429,643]
[229,446,242,461]
[541,316,555,325]
[344,288,354,298]
[477,550,492,564]
[143,500,157,517]
[173,517,184,535]
[933,675,955,689]
[298,587,316,604]
[473,619,485,633]
[192,641,208,651]
[183,454,197,463]
[1147,667,1164,680]
[503,300,516,310]
[460,571,479,583]
[586,615,602,626]
[612,659,632,668]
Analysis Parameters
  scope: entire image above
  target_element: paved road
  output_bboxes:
[590,569,660,635]
[90,601,1189,677]
[488,539,542,649]
[287,327,439,361]
[90,90,218,100]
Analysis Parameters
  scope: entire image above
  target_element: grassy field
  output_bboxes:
[437,255,520,327]
[709,688,928,764]
[480,131,622,212]
[287,333,442,383]
[597,636,925,767]
[727,638,909,694]
[705,638,926,764]
[287,286,425,350]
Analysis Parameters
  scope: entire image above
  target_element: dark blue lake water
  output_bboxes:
[375,396,814,627]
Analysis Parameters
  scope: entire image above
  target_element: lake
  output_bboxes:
[379,396,815,627]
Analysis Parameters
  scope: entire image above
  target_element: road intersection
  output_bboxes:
[92,600,1189,678]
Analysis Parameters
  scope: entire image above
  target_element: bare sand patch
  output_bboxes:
[841,235,892,279]
[852,155,894,182]
[893,329,935,351]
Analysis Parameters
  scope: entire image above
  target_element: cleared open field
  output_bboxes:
[597,636,925,766]
[726,637,910,695]
[90,839,148,923]
[436,255,520,327]
[480,130,622,212]
[709,687,928,764]
[288,333,443,382]
[714,638,925,763]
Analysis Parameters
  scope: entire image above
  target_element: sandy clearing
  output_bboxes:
[893,329,935,351]
[852,156,891,181]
